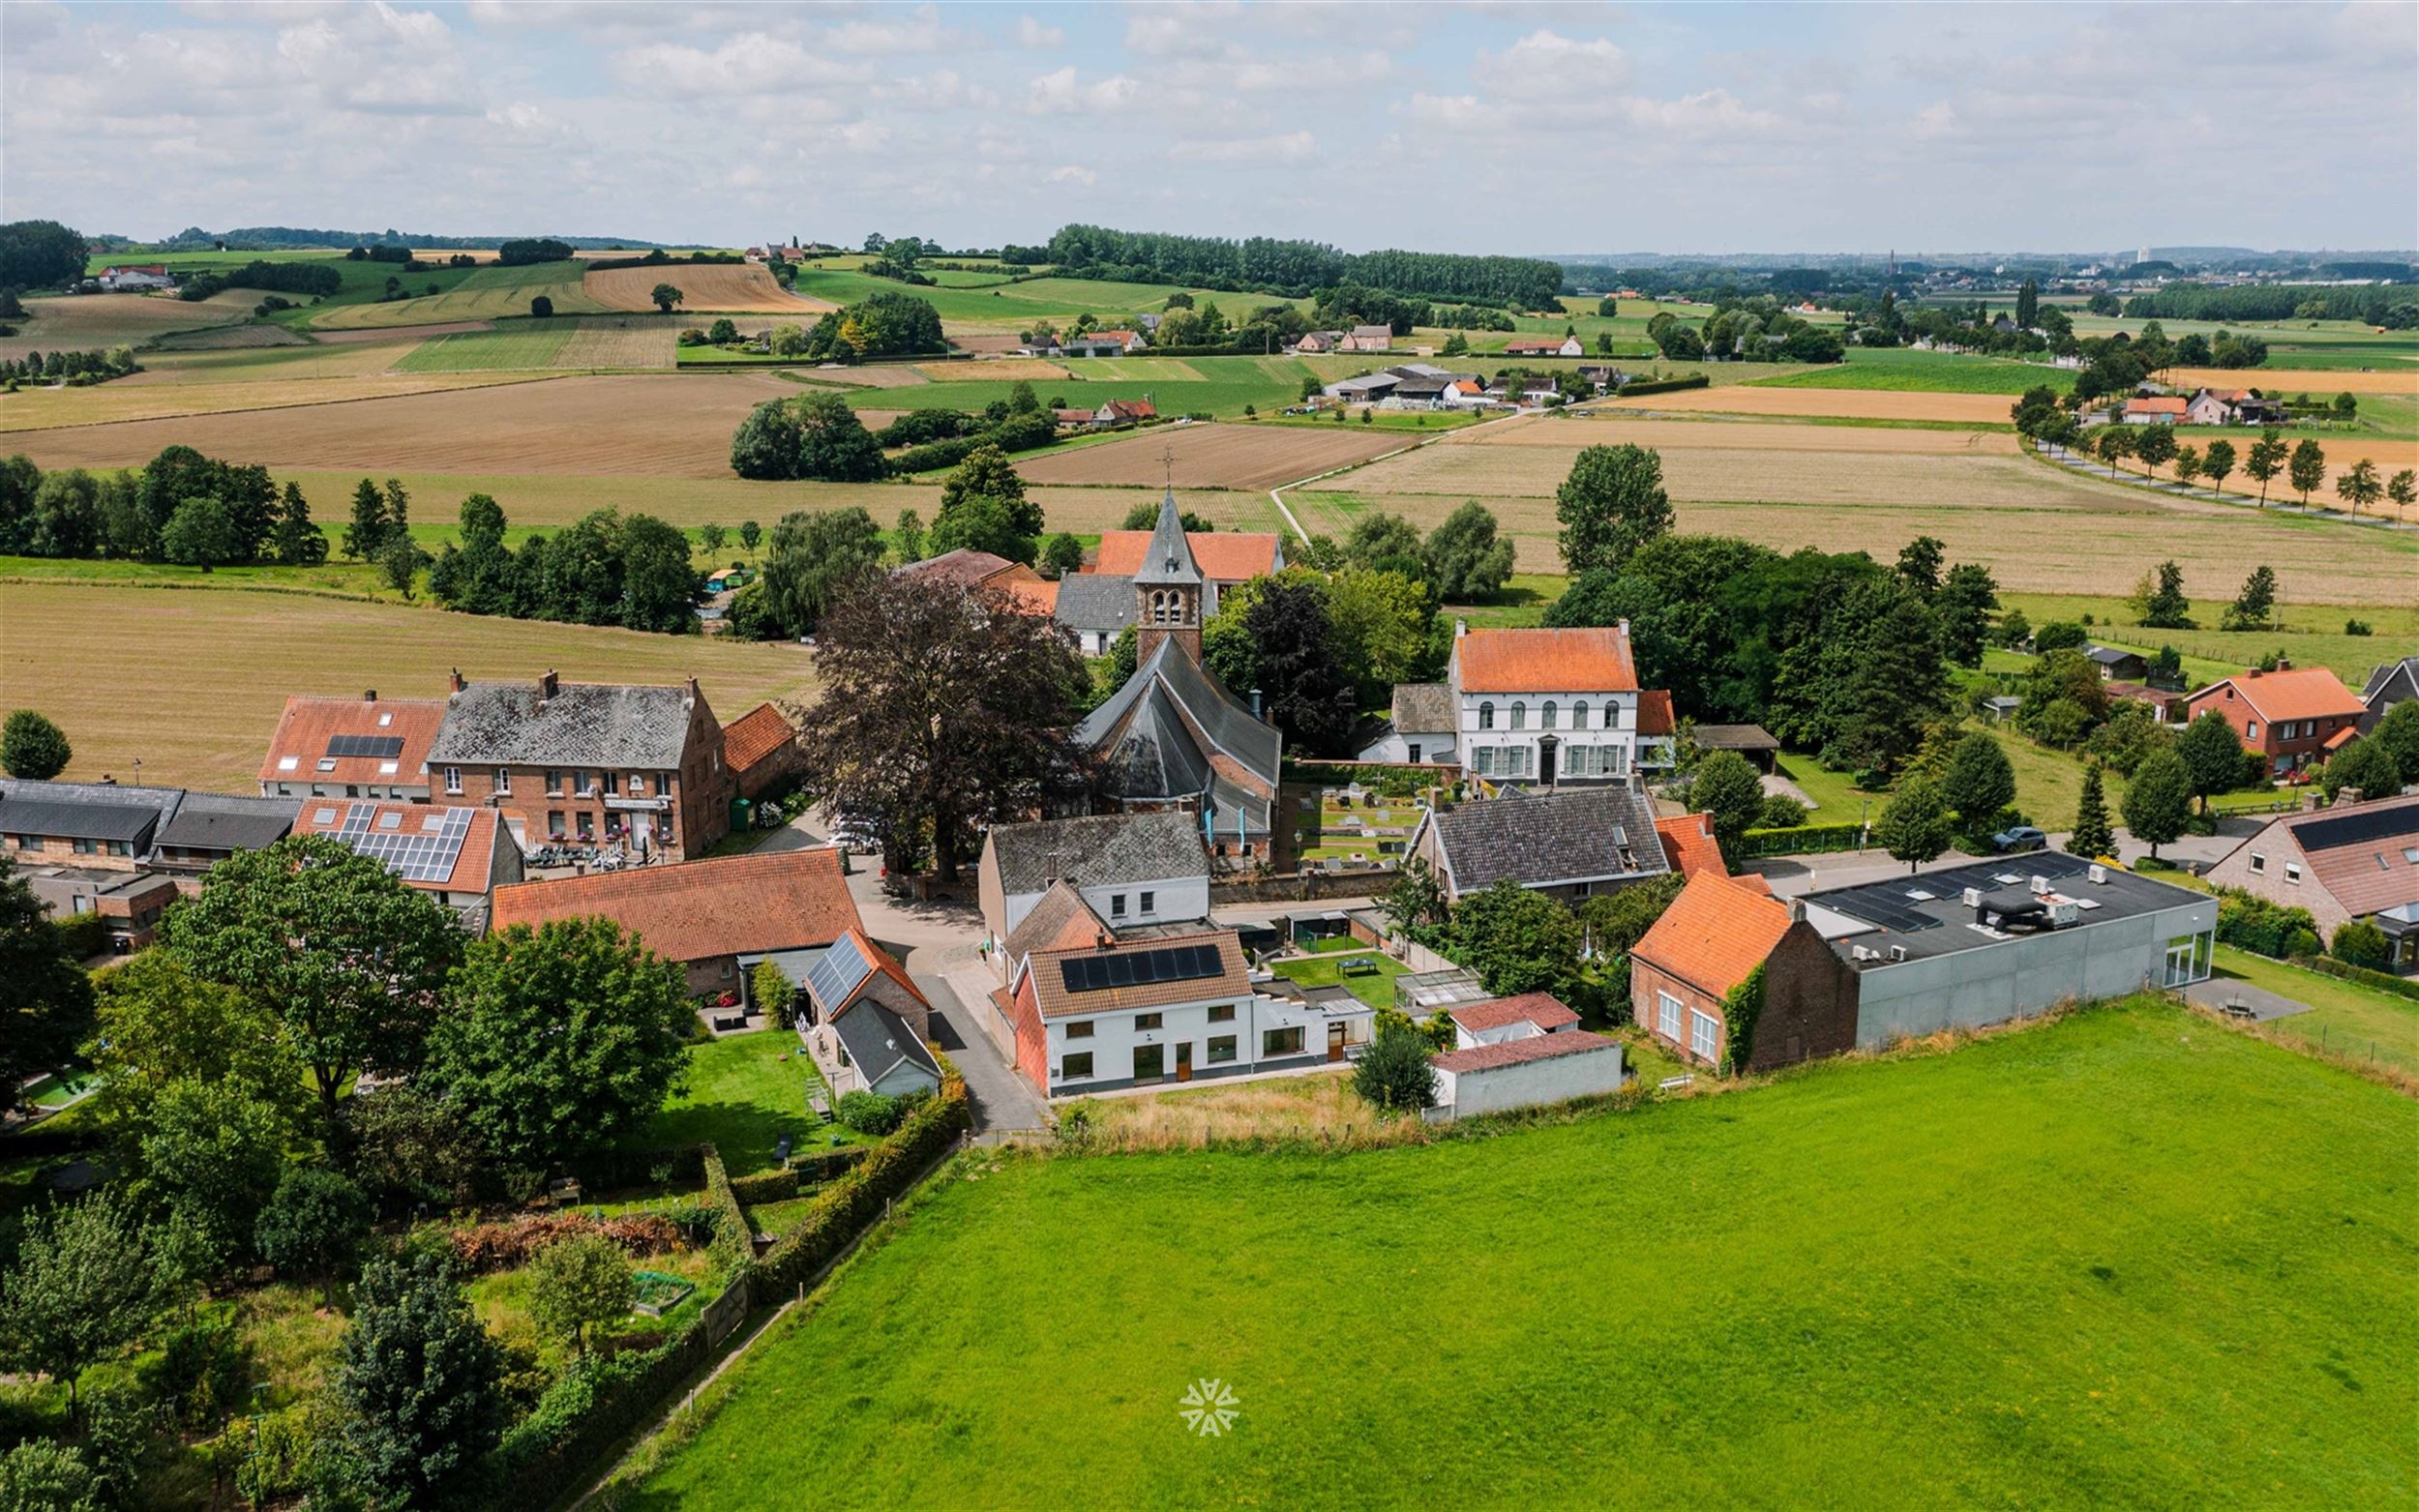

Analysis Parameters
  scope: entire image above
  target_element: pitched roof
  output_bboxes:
[1653,812,1729,880]
[1632,871,1795,1000]
[1126,487,1201,587]
[1099,399,1157,421]
[292,800,504,896]
[720,701,799,776]
[2361,657,2419,708]
[1504,336,1574,352]
[1420,786,1668,893]
[1447,993,1581,1034]
[1452,626,1637,694]
[2123,396,2188,415]
[832,999,941,1086]
[2191,667,2365,725]
[153,792,299,853]
[809,926,929,1022]
[1053,573,1137,634]
[987,811,1207,897]
[1090,330,1139,343]
[895,548,1017,588]
[0,788,165,844]
[429,679,705,770]
[2250,795,2419,919]
[258,695,445,786]
[1389,682,1454,734]
[1351,324,1391,341]
[1637,689,1675,737]
[1075,636,1281,805]
[1095,528,1280,582]
[1026,928,1250,1019]
[490,847,858,963]
[1689,723,1777,751]
[996,578,1060,616]
[1004,879,1110,967]
[1431,1028,1622,1075]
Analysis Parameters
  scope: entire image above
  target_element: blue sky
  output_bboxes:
[4,2,2413,255]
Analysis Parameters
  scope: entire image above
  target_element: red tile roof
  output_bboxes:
[2123,397,2187,416]
[1636,688,1675,736]
[720,701,798,776]
[258,695,445,787]
[2269,793,2419,918]
[1632,871,1793,1000]
[1447,993,1581,1034]
[1099,399,1156,422]
[1090,530,1281,582]
[1654,812,1729,880]
[825,925,930,1021]
[1504,336,1573,352]
[1027,928,1249,1019]
[1432,1028,1622,1074]
[1452,626,1636,694]
[995,578,1060,615]
[2190,667,2364,725]
[490,847,859,964]
[292,800,503,896]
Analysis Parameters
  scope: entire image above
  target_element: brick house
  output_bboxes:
[257,692,446,802]
[2201,794,2419,970]
[1407,786,1670,905]
[721,701,805,803]
[1629,871,1860,1073]
[2182,665,2366,779]
[427,670,732,860]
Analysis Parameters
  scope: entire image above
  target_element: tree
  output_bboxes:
[0,1439,103,1510]
[377,533,420,598]
[650,282,683,312]
[2069,760,2115,859]
[162,835,464,1131]
[1875,775,1953,873]
[2172,446,2203,491]
[794,573,1089,882]
[254,1168,371,1304]
[331,1252,503,1510]
[2092,424,2135,478]
[2139,559,2193,629]
[530,294,553,317]
[2287,438,2327,505]
[1,708,70,779]
[707,316,738,345]
[1351,1025,1436,1113]
[2331,391,2359,423]
[343,477,386,560]
[2334,459,2382,518]
[2372,699,2419,787]
[2015,278,2039,331]
[1422,501,1514,600]
[1120,499,1213,533]
[2133,424,2177,478]
[1935,562,1999,667]
[0,858,94,1116]
[739,519,762,553]
[1839,588,1948,775]
[125,1075,294,1277]
[270,482,327,566]
[1041,532,1085,578]
[1344,511,1426,578]
[760,506,884,637]
[525,1231,635,1359]
[794,391,887,483]
[938,444,1040,537]
[1246,577,1358,757]
[1324,569,1434,695]
[0,1193,164,1423]
[1554,443,1671,577]
[422,918,692,1167]
[1379,854,1448,935]
[729,398,804,480]
[2244,428,2287,506]
[2318,733,2403,805]
[2202,438,2236,496]
[1688,751,1764,866]
[1941,731,2016,837]
[699,522,727,556]
[2221,565,2278,633]
[160,495,239,571]
[1895,536,1945,595]
[926,492,1035,565]
[1575,872,1685,964]
[2387,468,2417,515]
[2121,749,2192,860]
[1450,879,1583,998]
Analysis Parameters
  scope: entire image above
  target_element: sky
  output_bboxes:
[4,1,2414,257]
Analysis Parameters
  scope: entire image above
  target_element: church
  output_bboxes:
[1071,489,1282,859]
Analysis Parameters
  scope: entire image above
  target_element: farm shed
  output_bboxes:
[1686,724,1780,773]
[1425,1029,1625,1123]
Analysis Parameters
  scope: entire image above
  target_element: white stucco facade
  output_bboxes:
[1457,687,1639,785]
[1045,992,1370,1096]
[1427,1039,1627,1121]
[1000,872,1212,942]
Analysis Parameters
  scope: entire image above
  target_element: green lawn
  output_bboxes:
[392,319,580,372]
[1269,950,1405,1011]
[1754,347,2076,395]
[2211,944,2419,1073]
[622,997,2416,1509]
[1996,593,2417,685]
[1772,751,1881,826]
[637,1029,873,1176]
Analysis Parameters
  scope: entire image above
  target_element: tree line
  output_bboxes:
[175,260,344,302]
[1029,224,1565,309]
[0,447,326,569]
[791,290,947,363]
[427,493,702,635]
[0,219,91,289]
[2121,282,2419,329]
[1,346,139,388]
[731,380,1060,482]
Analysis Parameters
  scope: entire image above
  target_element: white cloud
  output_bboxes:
[1471,29,1632,95]
[1187,132,1318,163]
[1025,65,1143,115]
[1014,15,1064,49]
[611,32,844,96]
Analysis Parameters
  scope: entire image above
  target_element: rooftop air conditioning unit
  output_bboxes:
[1961,887,1983,907]
[1888,945,1908,963]
[2049,902,2079,928]
[2087,864,2107,884]
[1851,945,1877,963]
[2031,875,2049,895]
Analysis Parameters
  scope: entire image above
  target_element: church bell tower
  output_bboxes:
[1131,482,1202,665]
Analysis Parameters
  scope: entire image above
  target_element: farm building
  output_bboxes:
[1291,331,1343,354]
[1684,722,1779,774]
[1091,398,1157,427]
[1407,786,1669,905]
[799,927,942,1099]
[1065,330,1147,356]
[96,264,173,291]
[720,700,805,803]
[2181,664,2364,778]
[1425,993,1625,1123]
[977,810,1210,974]
[1354,682,1459,767]
[1631,871,1857,1072]
[0,779,298,950]
[894,549,1041,591]
[257,692,447,803]
[148,791,304,878]
[2086,646,2150,682]
[290,800,522,922]
[1504,335,1585,358]
[2201,794,2419,971]
[2120,397,2188,424]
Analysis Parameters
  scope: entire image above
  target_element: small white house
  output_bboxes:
[978,811,1210,971]
[1426,1018,1625,1122]
[97,265,174,292]
[1356,683,1459,767]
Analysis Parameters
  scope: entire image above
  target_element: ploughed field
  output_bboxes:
[1017,424,1408,490]
[621,999,2417,1509]
[582,264,836,315]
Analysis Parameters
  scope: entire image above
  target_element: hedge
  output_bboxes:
[1738,821,1867,858]
[699,1143,752,1266]
[49,913,105,959]
[1615,373,1712,398]
[724,1146,869,1205]
[2288,954,2419,1001]
[750,1067,971,1293]
[2215,889,2321,961]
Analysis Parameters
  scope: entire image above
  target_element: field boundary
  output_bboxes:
[0,573,402,606]
[2024,440,2418,531]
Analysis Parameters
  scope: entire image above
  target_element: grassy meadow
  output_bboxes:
[618,997,2417,1509]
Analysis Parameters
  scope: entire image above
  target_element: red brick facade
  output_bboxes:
[2184,668,2364,778]
[433,695,730,861]
[1633,920,1861,1073]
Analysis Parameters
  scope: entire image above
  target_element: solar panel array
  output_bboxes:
[1060,942,1224,994]
[1816,851,2089,934]
[2295,802,2419,855]
[326,734,405,759]
[806,934,872,1009]
[334,803,470,884]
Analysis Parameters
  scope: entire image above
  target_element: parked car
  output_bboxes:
[1991,824,2048,853]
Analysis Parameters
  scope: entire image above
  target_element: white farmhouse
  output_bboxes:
[1448,621,1657,786]
[977,811,1210,974]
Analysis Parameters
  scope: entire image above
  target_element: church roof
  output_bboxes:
[1131,487,1202,588]
[1074,637,1279,805]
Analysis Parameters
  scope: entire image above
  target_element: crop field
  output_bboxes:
[622,1000,2416,1510]
[1603,384,2020,424]
[0,581,818,792]
[1475,412,2023,456]
[924,357,1077,382]
[308,260,606,331]
[0,291,256,358]
[3,372,797,474]
[0,371,555,435]
[309,320,492,344]
[1754,348,2076,394]
[389,315,682,373]
[128,341,419,384]
[148,323,313,351]
[1018,424,1406,489]
[2164,365,2417,396]
[795,364,936,389]
[787,267,1272,332]
[850,353,1318,421]
[583,264,834,315]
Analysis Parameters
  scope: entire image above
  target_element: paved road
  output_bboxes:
[913,969,1047,1135]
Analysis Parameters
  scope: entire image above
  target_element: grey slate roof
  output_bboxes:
[1422,786,1669,893]
[0,780,183,845]
[155,792,301,853]
[833,1000,941,1087]
[990,812,1207,897]
[1390,683,1455,734]
[1689,724,1779,752]
[2364,657,2419,706]
[1055,573,1137,635]
[429,681,701,769]
[1075,638,1280,808]
[1131,489,1202,587]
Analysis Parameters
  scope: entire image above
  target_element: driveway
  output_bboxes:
[2183,977,2313,1022]
[913,969,1047,1136]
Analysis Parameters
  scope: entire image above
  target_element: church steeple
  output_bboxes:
[1132,468,1202,664]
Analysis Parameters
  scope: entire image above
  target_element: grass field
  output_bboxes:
[2210,946,2419,1073]
[844,353,1318,422]
[620,996,2416,1508]
[1268,948,1406,1010]
[638,1030,872,1178]
[1996,592,2417,685]
[0,581,818,791]
[0,290,257,359]
[1756,347,2076,395]
[308,260,605,331]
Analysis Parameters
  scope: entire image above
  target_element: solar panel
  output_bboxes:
[806,934,872,1009]
[1060,942,1224,995]
[2295,803,2419,855]
[332,803,471,884]
[326,734,405,759]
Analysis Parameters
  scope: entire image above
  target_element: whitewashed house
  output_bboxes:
[1425,992,1625,1122]
[1448,621,1656,786]
[1355,683,1459,767]
[976,811,1210,974]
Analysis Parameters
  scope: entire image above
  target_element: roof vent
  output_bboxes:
[1961,886,1983,907]
[2030,875,2049,895]
[1888,945,1907,963]
[2087,863,2107,883]
[363,689,377,701]
[539,668,559,700]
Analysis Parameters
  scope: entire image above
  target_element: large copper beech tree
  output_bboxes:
[796,572,1094,883]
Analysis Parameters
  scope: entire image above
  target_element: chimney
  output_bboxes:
[1788,898,1807,923]
[1453,617,1468,639]
[449,667,465,694]
[685,675,701,709]
[363,689,377,702]
[2275,656,2292,671]
[1249,687,1263,718]
[1617,617,1631,639]
[539,668,558,700]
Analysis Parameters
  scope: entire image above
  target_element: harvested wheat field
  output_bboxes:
[1604,385,2017,424]
[1021,425,1405,490]
[6,373,795,475]
[126,342,426,384]
[1028,486,1283,536]
[799,365,931,389]
[309,320,494,344]
[0,582,819,792]
[584,264,835,315]
[2165,366,2417,396]
[1472,413,2020,456]
[149,324,312,351]
[0,372,556,435]
[267,472,920,531]
[931,358,1072,382]
[0,291,254,359]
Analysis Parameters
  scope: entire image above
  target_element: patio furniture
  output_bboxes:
[774,1133,793,1167]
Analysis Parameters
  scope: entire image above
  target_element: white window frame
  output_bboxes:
[1657,992,1681,1040]
[1689,1009,1719,1061]
[2248,852,2264,874]
[494,767,511,796]
[2284,862,2302,884]
[443,765,463,795]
